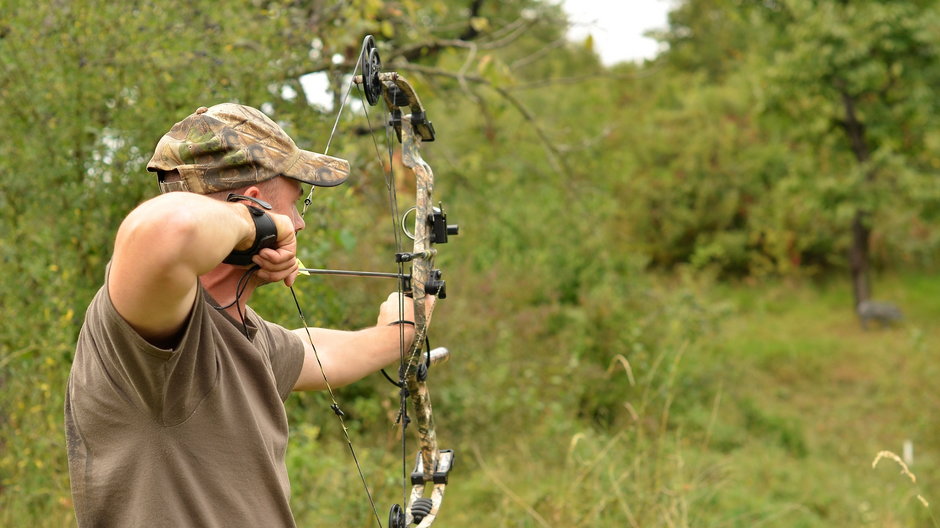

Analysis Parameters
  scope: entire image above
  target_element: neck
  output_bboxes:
[200,264,258,322]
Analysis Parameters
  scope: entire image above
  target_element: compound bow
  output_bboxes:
[290,35,458,528]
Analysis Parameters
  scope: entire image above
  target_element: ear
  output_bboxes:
[241,185,262,198]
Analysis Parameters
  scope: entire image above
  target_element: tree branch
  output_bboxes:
[393,63,571,177]
[458,0,486,41]
[390,0,488,62]
[387,17,536,64]
[509,67,664,91]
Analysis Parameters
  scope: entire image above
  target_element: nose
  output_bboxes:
[292,205,305,232]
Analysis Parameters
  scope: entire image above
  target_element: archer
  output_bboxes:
[65,103,419,527]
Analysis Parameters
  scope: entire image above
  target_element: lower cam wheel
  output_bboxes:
[411,498,433,524]
[388,504,406,528]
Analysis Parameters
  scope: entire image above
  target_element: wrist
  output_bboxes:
[386,320,417,345]
[224,203,278,266]
[232,202,257,251]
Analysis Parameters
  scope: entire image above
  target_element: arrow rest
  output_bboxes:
[424,269,446,299]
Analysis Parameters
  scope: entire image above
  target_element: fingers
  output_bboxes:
[377,292,412,326]
[377,291,435,326]
[423,294,436,316]
[253,247,299,286]
[251,211,299,286]
[375,292,437,351]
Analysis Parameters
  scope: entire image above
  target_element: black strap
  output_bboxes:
[223,204,278,266]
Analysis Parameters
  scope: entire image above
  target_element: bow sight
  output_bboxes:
[397,204,459,298]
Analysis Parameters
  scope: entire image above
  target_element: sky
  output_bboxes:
[561,0,672,65]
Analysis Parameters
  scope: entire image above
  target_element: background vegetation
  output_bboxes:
[2,0,938,526]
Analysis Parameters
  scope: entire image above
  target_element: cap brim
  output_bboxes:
[283,149,350,187]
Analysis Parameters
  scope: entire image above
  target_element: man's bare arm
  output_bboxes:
[292,292,431,391]
[109,192,295,346]
[291,325,414,390]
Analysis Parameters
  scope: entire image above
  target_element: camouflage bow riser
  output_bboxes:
[398,116,448,527]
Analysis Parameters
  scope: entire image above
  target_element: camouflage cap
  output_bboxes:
[146,103,349,194]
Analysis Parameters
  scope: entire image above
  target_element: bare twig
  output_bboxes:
[511,66,665,91]
[511,35,568,70]
[388,11,539,62]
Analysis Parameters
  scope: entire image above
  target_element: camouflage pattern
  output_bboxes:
[147,103,349,194]
[408,452,452,527]
[396,114,453,528]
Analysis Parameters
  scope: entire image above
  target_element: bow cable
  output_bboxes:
[301,51,362,216]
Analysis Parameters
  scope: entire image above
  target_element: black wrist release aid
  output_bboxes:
[223,204,278,266]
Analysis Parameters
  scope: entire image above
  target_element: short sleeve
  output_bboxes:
[251,315,305,401]
[75,274,214,424]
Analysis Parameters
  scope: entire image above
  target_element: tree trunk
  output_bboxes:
[849,210,871,307]
[839,88,873,308]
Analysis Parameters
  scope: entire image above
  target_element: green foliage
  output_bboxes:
[625,0,940,277]
[0,0,419,522]
[3,0,940,526]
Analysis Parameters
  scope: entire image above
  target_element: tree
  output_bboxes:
[630,0,940,291]
[766,0,940,306]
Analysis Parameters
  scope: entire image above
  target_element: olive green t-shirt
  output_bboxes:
[65,274,305,527]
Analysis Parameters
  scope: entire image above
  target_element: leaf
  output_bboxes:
[477,54,492,75]
[470,16,489,32]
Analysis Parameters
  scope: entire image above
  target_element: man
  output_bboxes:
[66,103,417,526]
